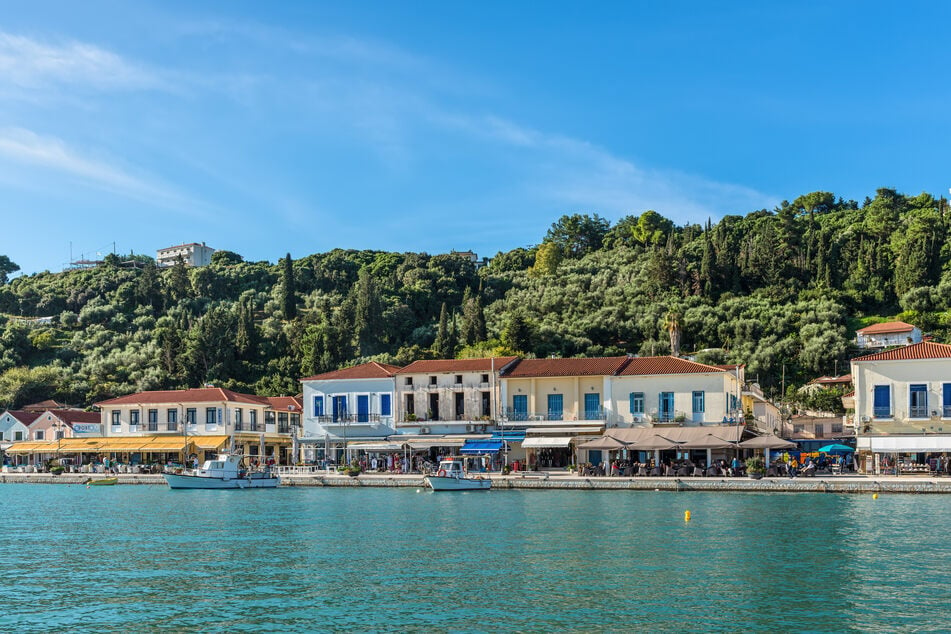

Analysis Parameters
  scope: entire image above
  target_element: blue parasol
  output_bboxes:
[817,443,855,454]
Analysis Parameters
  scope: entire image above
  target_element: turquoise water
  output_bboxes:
[1,485,949,632]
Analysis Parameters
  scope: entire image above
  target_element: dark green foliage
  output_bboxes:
[0,255,19,285]
[0,187,948,408]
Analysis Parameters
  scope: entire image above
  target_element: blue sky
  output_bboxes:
[2,1,949,275]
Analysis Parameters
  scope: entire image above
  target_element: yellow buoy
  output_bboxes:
[873,493,879,499]
[684,510,691,521]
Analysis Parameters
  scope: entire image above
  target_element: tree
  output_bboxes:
[544,213,610,258]
[280,253,297,320]
[352,267,385,356]
[0,255,19,285]
[165,256,190,303]
[631,210,674,246]
[433,302,455,358]
[460,286,487,345]
[501,312,534,354]
[211,250,244,266]
[531,242,563,276]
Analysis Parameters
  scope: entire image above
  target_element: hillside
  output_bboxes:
[1,187,949,409]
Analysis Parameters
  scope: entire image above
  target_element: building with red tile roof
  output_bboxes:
[855,321,922,349]
[301,362,402,382]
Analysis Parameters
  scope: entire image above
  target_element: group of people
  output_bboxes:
[583,456,748,477]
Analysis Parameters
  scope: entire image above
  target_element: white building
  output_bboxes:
[855,321,922,349]
[156,242,216,267]
[299,362,401,462]
[852,341,951,470]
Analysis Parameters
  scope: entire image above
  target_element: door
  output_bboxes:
[547,394,564,421]
[332,396,348,422]
[455,392,465,420]
[659,392,674,421]
[512,395,528,421]
[584,393,600,420]
[357,395,369,423]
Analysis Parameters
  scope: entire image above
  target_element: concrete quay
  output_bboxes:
[3,471,951,493]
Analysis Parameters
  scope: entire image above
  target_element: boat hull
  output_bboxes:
[425,475,491,491]
[87,477,118,486]
[163,473,280,489]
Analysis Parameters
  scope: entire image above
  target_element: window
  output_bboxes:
[815,424,824,438]
[873,385,891,418]
[512,395,528,421]
[291,413,300,427]
[481,374,489,384]
[405,377,413,386]
[547,394,564,421]
[584,393,600,419]
[831,423,843,434]
[186,408,197,425]
[205,408,217,424]
[405,394,415,416]
[629,392,645,415]
[111,410,120,425]
[793,424,804,433]
[429,376,437,386]
[455,375,463,385]
[35,430,44,440]
[130,410,139,425]
[167,409,177,424]
[909,384,928,418]
[265,411,276,426]
[278,412,289,433]
[14,431,22,441]
[148,409,158,431]
[481,392,491,417]
[313,395,324,417]
[380,394,391,417]
[944,384,951,418]
[692,391,705,413]
[659,392,675,420]
[234,408,243,430]
[249,409,258,431]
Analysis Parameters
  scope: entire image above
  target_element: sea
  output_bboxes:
[0,484,948,633]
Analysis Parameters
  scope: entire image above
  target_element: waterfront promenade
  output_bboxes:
[4,470,951,493]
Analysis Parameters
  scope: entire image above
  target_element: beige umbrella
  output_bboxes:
[680,434,737,449]
[739,435,797,450]
[577,436,628,450]
[630,435,682,451]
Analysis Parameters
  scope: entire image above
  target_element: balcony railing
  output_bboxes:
[945,406,951,418]
[909,406,928,419]
[873,407,891,418]
[502,408,607,422]
[645,410,688,424]
[315,414,384,424]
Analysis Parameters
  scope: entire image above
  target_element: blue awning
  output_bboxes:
[459,440,504,454]
[490,430,526,441]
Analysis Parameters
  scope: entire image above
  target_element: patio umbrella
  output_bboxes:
[630,435,682,451]
[577,436,628,450]
[680,434,737,449]
[738,435,797,450]
[817,443,855,454]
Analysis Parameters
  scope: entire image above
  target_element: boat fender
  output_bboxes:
[437,469,446,477]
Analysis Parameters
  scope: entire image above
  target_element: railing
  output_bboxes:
[909,406,928,419]
[278,425,290,434]
[645,410,688,424]
[166,423,178,432]
[273,465,322,475]
[501,408,607,422]
[873,407,891,418]
[945,406,951,418]
[316,414,384,424]
[147,422,158,432]
[234,423,244,432]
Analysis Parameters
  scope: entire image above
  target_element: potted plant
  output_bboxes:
[745,456,766,480]
[49,465,65,476]
[343,463,361,477]
[501,465,511,475]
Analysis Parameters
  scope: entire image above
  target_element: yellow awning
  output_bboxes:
[141,437,191,452]
[190,435,231,450]
[57,438,108,452]
[5,441,57,454]
[232,434,292,446]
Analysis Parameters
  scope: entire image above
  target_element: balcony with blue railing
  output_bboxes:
[502,407,607,423]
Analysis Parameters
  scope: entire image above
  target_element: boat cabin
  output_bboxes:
[437,458,466,478]
[197,454,244,478]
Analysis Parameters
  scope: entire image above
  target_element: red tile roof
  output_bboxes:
[264,396,303,411]
[852,341,951,362]
[807,374,853,385]
[96,387,267,407]
[396,357,518,374]
[502,356,630,378]
[301,362,402,381]
[619,356,726,376]
[21,399,69,412]
[45,410,102,425]
[2,410,43,425]
[856,321,916,335]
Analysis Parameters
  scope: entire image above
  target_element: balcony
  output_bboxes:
[501,408,607,423]
[645,411,688,425]
[315,414,385,424]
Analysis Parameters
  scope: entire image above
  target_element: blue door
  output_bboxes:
[584,393,600,420]
[332,396,348,422]
[659,392,674,421]
[547,394,564,421]
[512,395,528,421]
[357,395,369,423]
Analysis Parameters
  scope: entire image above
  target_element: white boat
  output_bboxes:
[163,454,280,489]
[425,458,491,491]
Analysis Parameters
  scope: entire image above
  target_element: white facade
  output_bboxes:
[156,242,215,267]
[301,376,398,441]
[855,325,922,349]
[395,370,498,435]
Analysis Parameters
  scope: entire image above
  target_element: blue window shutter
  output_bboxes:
[381,394,391,416]
[629,392,635,414]
[944,384,951,408]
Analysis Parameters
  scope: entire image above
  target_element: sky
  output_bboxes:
[2,1,950,275]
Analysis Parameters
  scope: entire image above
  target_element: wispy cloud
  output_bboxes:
[0,127,209,215]
[0,31,165,92]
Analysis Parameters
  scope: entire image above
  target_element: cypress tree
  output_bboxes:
[281,253,297,320]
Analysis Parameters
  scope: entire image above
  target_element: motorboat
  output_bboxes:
[163,454,280,489]
[86,477,118,486]
[425,458,491,491]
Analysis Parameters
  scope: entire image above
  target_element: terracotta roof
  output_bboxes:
[619,356,726,376]
[852,341,951,362]
[396,357,518,374]
[856,321,916,335]
[2,410,43,425]
[264,396,303,411]
[502,357,630,378]
[21,399,69,412]
[807,374,853,385]
[301,362,402,381]
[96,387,267,407]
[45,410,102,425]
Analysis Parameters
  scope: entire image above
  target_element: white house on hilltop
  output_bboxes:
[156,242,215,267]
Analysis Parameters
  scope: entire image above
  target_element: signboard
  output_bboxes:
[72,423,102,435]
